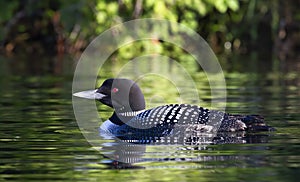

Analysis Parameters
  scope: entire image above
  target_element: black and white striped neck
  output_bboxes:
[109,110,145,125]
[118,110,145,117]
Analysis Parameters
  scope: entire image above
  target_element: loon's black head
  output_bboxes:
[73,78,146,113]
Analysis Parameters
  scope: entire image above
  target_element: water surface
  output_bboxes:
[0,55,299,181]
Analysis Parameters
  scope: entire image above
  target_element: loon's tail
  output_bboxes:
[229,114,275,132]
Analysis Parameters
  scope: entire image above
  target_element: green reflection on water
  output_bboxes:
[0,55,299,181]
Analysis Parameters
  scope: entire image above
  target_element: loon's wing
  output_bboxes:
[112,105,274,144]
[114,104,274,140]
[122,104,219,128]
[114,104,223,138]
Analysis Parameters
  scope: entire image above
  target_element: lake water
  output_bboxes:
[0,55,299,181]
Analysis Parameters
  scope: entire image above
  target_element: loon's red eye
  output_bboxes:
[112,88,119,93]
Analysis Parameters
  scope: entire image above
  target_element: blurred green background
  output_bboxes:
[0,0,299,75]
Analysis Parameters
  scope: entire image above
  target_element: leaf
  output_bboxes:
[226,0,239,11]
[215,0,227,13]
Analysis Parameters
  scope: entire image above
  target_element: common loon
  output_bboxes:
[73,78,274,141]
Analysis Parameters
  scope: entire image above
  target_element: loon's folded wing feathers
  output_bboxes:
[115,104,223,135]
[111,104,274,144]
[114,104,274,138]
[128,104,213,127]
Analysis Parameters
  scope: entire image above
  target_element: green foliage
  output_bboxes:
[0,1,18,22]
[1,0,297,59]
[0,1,19,41]
[90,0,241,63]
[92,0,240,32]
[59,0,98,40]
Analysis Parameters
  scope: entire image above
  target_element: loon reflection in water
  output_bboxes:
[73,78,275,145]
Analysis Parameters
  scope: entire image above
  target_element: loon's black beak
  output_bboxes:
[73,90,106,100]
